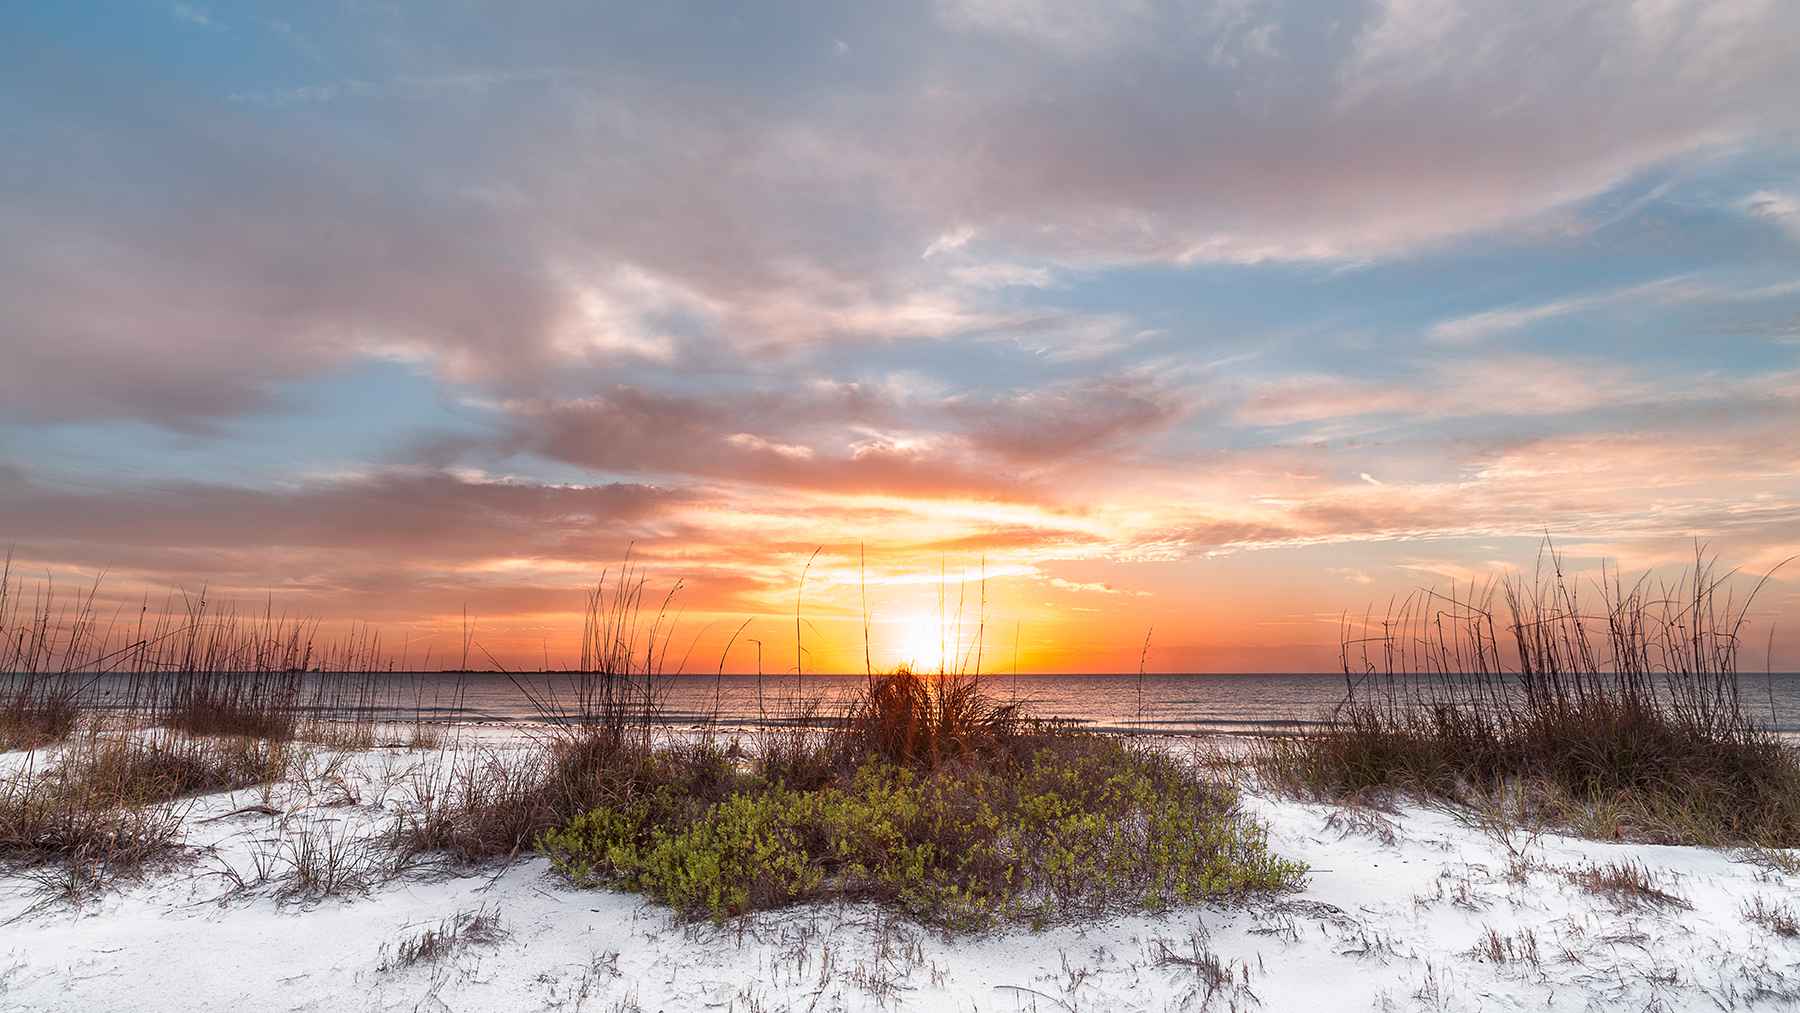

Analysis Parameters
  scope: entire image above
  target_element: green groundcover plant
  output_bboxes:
[540,738,1304,930]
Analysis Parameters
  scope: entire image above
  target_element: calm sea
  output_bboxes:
[429,672,1356,735]
[130,670,1800,737]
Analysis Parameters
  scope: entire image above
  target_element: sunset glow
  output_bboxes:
[891,615,949,675]
[3,3,1799,672]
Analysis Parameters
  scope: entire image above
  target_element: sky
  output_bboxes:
[3,1,1800,673]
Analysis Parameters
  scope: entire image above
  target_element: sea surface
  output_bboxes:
[426,672,1360,735]
[33,670,1800,736]
[184,671,1800,736]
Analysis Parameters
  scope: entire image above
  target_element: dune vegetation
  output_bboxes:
[1256,544,1800,848]
[0,542,1792,929]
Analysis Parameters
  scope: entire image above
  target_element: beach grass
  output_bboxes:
[1257,542,1800,847]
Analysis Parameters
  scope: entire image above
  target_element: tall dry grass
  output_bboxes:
[0,553,442,749]
[836,665,1031,768]
[1261,543,1799,845]
[0,553,85,749]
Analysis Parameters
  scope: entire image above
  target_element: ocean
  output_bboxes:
[204,670,1800,737]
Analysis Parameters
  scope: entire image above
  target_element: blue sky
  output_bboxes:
[3,1,1799,670]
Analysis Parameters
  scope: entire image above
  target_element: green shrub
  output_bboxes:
[543,788,827,917]
[540,738,1305,929]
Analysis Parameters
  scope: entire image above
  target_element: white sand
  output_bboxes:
[3,737,1798,1011]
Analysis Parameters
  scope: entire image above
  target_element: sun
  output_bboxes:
[891,614,945,673]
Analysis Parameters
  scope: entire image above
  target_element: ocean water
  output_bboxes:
[431,672,1355,735]
[264,670,1800,736]
[40,670,1800,736]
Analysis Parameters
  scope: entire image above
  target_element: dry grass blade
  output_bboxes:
[1743,895,1800,937]
[1562,860,1689,911]
[380,905,508,970]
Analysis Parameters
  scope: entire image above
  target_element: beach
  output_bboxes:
[4,729,1796,1012]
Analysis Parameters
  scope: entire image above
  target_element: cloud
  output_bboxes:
[1425,275,1800,344]
[1746,190,1800,239]
[482,373,1182,498]
[0,469,677,565]
[947,262,1055,289]
[1041,574,1152,596]
[1232,355,1663,427]
[1428,294,1619,346]
[922,226,977,259]
[6,2,1798,431]
[934,0,1156,56]
[944,376,1186,463]
[1078,378,1800,590]
[725,433,816,461]
[169,4,212,27]
[488,386,1019,498]
[910,0,1800,264]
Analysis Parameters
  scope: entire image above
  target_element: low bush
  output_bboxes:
[540,737,1304,929]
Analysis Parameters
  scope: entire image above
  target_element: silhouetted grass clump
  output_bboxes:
[837,666,1034,769]
[163,671,304,741]
[1260,544,1800,846]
